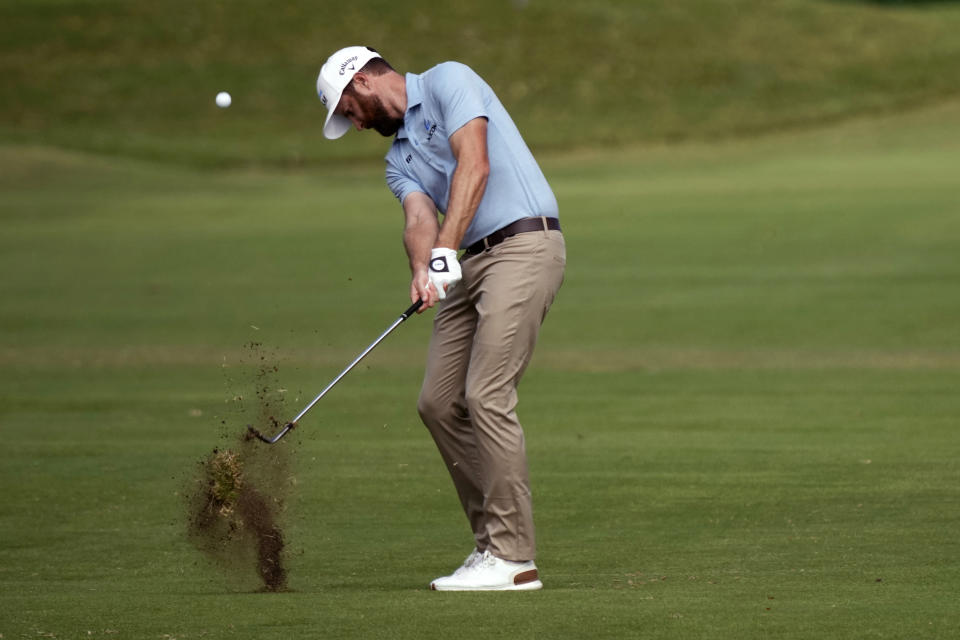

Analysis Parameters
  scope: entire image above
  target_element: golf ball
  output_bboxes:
[215,91,232,108]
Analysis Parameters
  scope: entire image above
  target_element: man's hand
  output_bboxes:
[428,248,462,300]
[410,267,437,312]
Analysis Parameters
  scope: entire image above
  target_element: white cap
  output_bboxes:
[316,45,383,139]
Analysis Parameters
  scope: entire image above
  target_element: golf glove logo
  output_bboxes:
[428,248,461,300]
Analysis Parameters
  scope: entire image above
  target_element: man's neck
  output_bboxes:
[382,71,408,119]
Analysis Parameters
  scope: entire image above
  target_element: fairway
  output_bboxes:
[2,97,959,638]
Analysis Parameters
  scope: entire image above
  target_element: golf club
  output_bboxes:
[248,298,424,444]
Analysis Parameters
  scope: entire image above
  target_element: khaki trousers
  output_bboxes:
[417,227,565,562]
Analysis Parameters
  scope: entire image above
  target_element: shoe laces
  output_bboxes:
[452,548,482,576]
[474,550,497,570]
[457,551,495,577]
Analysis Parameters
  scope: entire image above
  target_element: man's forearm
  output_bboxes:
[437,118,490,250]
[402,193,443,308]
[403,192,441,273]
[405,221,437,274]
[436,160,488,250]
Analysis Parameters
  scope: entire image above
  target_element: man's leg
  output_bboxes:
[463,229,566,562]
[417,283,489,551]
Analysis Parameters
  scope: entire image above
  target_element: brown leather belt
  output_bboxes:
[464,216,561,255]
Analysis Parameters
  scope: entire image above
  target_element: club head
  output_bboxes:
[246,422,295,445]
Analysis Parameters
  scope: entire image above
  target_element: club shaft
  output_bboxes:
[249,299,423,444]
[291,313,408,424]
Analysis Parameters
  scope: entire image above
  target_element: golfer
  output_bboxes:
[317,46,565,591]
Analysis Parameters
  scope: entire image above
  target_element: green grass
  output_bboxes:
[2,98,959,637]
[3,0,960,165]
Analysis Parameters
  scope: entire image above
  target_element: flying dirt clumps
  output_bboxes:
[205,448,243,515]
[187,441,289,592]
[186,341,295,592]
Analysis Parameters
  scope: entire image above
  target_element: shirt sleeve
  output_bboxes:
[428,62,489,136]
[385,153,425,204]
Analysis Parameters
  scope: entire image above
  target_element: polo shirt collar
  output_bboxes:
[396,72,422,141]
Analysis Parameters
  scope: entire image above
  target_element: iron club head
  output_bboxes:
[247,422,295,444]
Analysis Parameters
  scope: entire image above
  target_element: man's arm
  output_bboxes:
[435,117,490,251]
[402,191,441,310]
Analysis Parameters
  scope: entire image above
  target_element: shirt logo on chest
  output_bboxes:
[424,120,438,142]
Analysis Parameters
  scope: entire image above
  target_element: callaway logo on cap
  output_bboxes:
[316,46,382,140]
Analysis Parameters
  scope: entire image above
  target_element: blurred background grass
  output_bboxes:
[2,0,960,166]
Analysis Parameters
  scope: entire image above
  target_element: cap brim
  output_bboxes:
[323,111,352,140]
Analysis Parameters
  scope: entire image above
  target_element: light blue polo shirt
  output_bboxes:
[385,62,559,249]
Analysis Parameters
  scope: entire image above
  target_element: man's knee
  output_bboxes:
[417,387,449,426]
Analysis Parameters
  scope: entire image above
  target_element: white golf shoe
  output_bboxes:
[430,550,543,591]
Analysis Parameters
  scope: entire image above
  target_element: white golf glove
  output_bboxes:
[428,248,462,300]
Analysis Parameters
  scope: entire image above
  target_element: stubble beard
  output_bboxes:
[367,95,403,137]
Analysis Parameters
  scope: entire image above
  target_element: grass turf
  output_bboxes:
[1,102,959,637]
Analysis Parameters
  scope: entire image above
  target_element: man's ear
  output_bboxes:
[351,72,372,94]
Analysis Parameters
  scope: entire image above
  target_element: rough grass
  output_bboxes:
[1,99,959,637]
[3,0,960,165]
